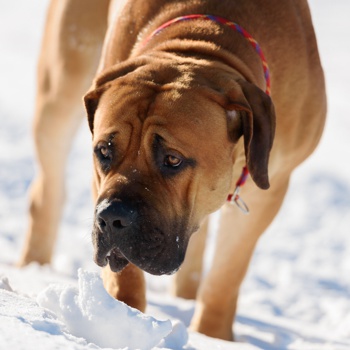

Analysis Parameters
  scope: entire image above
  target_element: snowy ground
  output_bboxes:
[1,1,350,349]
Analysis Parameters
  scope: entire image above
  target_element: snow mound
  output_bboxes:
[37,269,172,350]
[0,275,12,291]
[0,287,78,349]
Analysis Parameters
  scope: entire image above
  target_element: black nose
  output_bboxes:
[96,199,136,232]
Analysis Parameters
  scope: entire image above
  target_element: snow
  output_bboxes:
[0,0,350,349]
[36,269,173,350]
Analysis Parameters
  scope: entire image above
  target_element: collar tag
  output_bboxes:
[228,186,250,214]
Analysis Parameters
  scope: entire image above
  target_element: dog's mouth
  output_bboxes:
[91,199,194,275]
[94,238,186,275]
[95,246,129,273]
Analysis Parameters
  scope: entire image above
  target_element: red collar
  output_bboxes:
[143,14,271,213]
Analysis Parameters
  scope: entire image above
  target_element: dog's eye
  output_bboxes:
[94,141,113,171]
[96,142,112,159]
[164,155,182,168]
[99,145,110,158]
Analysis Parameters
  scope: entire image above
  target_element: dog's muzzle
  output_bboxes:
[92,198,188,275]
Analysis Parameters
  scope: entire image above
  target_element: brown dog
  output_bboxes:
[19,0,326,341]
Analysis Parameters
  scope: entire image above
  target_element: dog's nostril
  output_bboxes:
[98,218,107,228]
[113,219,126,229]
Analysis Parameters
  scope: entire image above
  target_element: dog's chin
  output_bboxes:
[105,256,182,275]
[131,259,182,276]
[95,246,184,275]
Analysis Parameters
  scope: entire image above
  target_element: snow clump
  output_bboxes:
[37,269,172,349]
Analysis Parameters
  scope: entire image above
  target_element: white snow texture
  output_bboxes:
[36,269,173,350]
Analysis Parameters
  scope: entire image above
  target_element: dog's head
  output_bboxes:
[84,55,275,275]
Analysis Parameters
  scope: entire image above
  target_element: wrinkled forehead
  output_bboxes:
[93,81,153,134]
[99,78,220,114]
[94,69,228,143]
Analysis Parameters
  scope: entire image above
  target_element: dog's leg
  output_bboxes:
[18,0,110,266]
[102,264,146,312]
[172,217,209,299]
[190,177,290,340]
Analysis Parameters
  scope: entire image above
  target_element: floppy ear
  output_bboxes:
[227,80,276,189]
[84,85,109,134]
[204,77,275,189]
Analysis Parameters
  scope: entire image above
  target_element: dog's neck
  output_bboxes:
[140,14,270,96]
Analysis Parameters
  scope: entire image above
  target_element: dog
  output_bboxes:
[19,0,326,341]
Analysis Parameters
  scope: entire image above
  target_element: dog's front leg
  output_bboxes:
[18,0,110,266]
[102,264,146,312]
[190,177,290,340]
[172,216,209,300]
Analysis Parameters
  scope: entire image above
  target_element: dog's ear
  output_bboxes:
[84,85,109,134]
[204,77,275,189]
[228,80,276,189]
